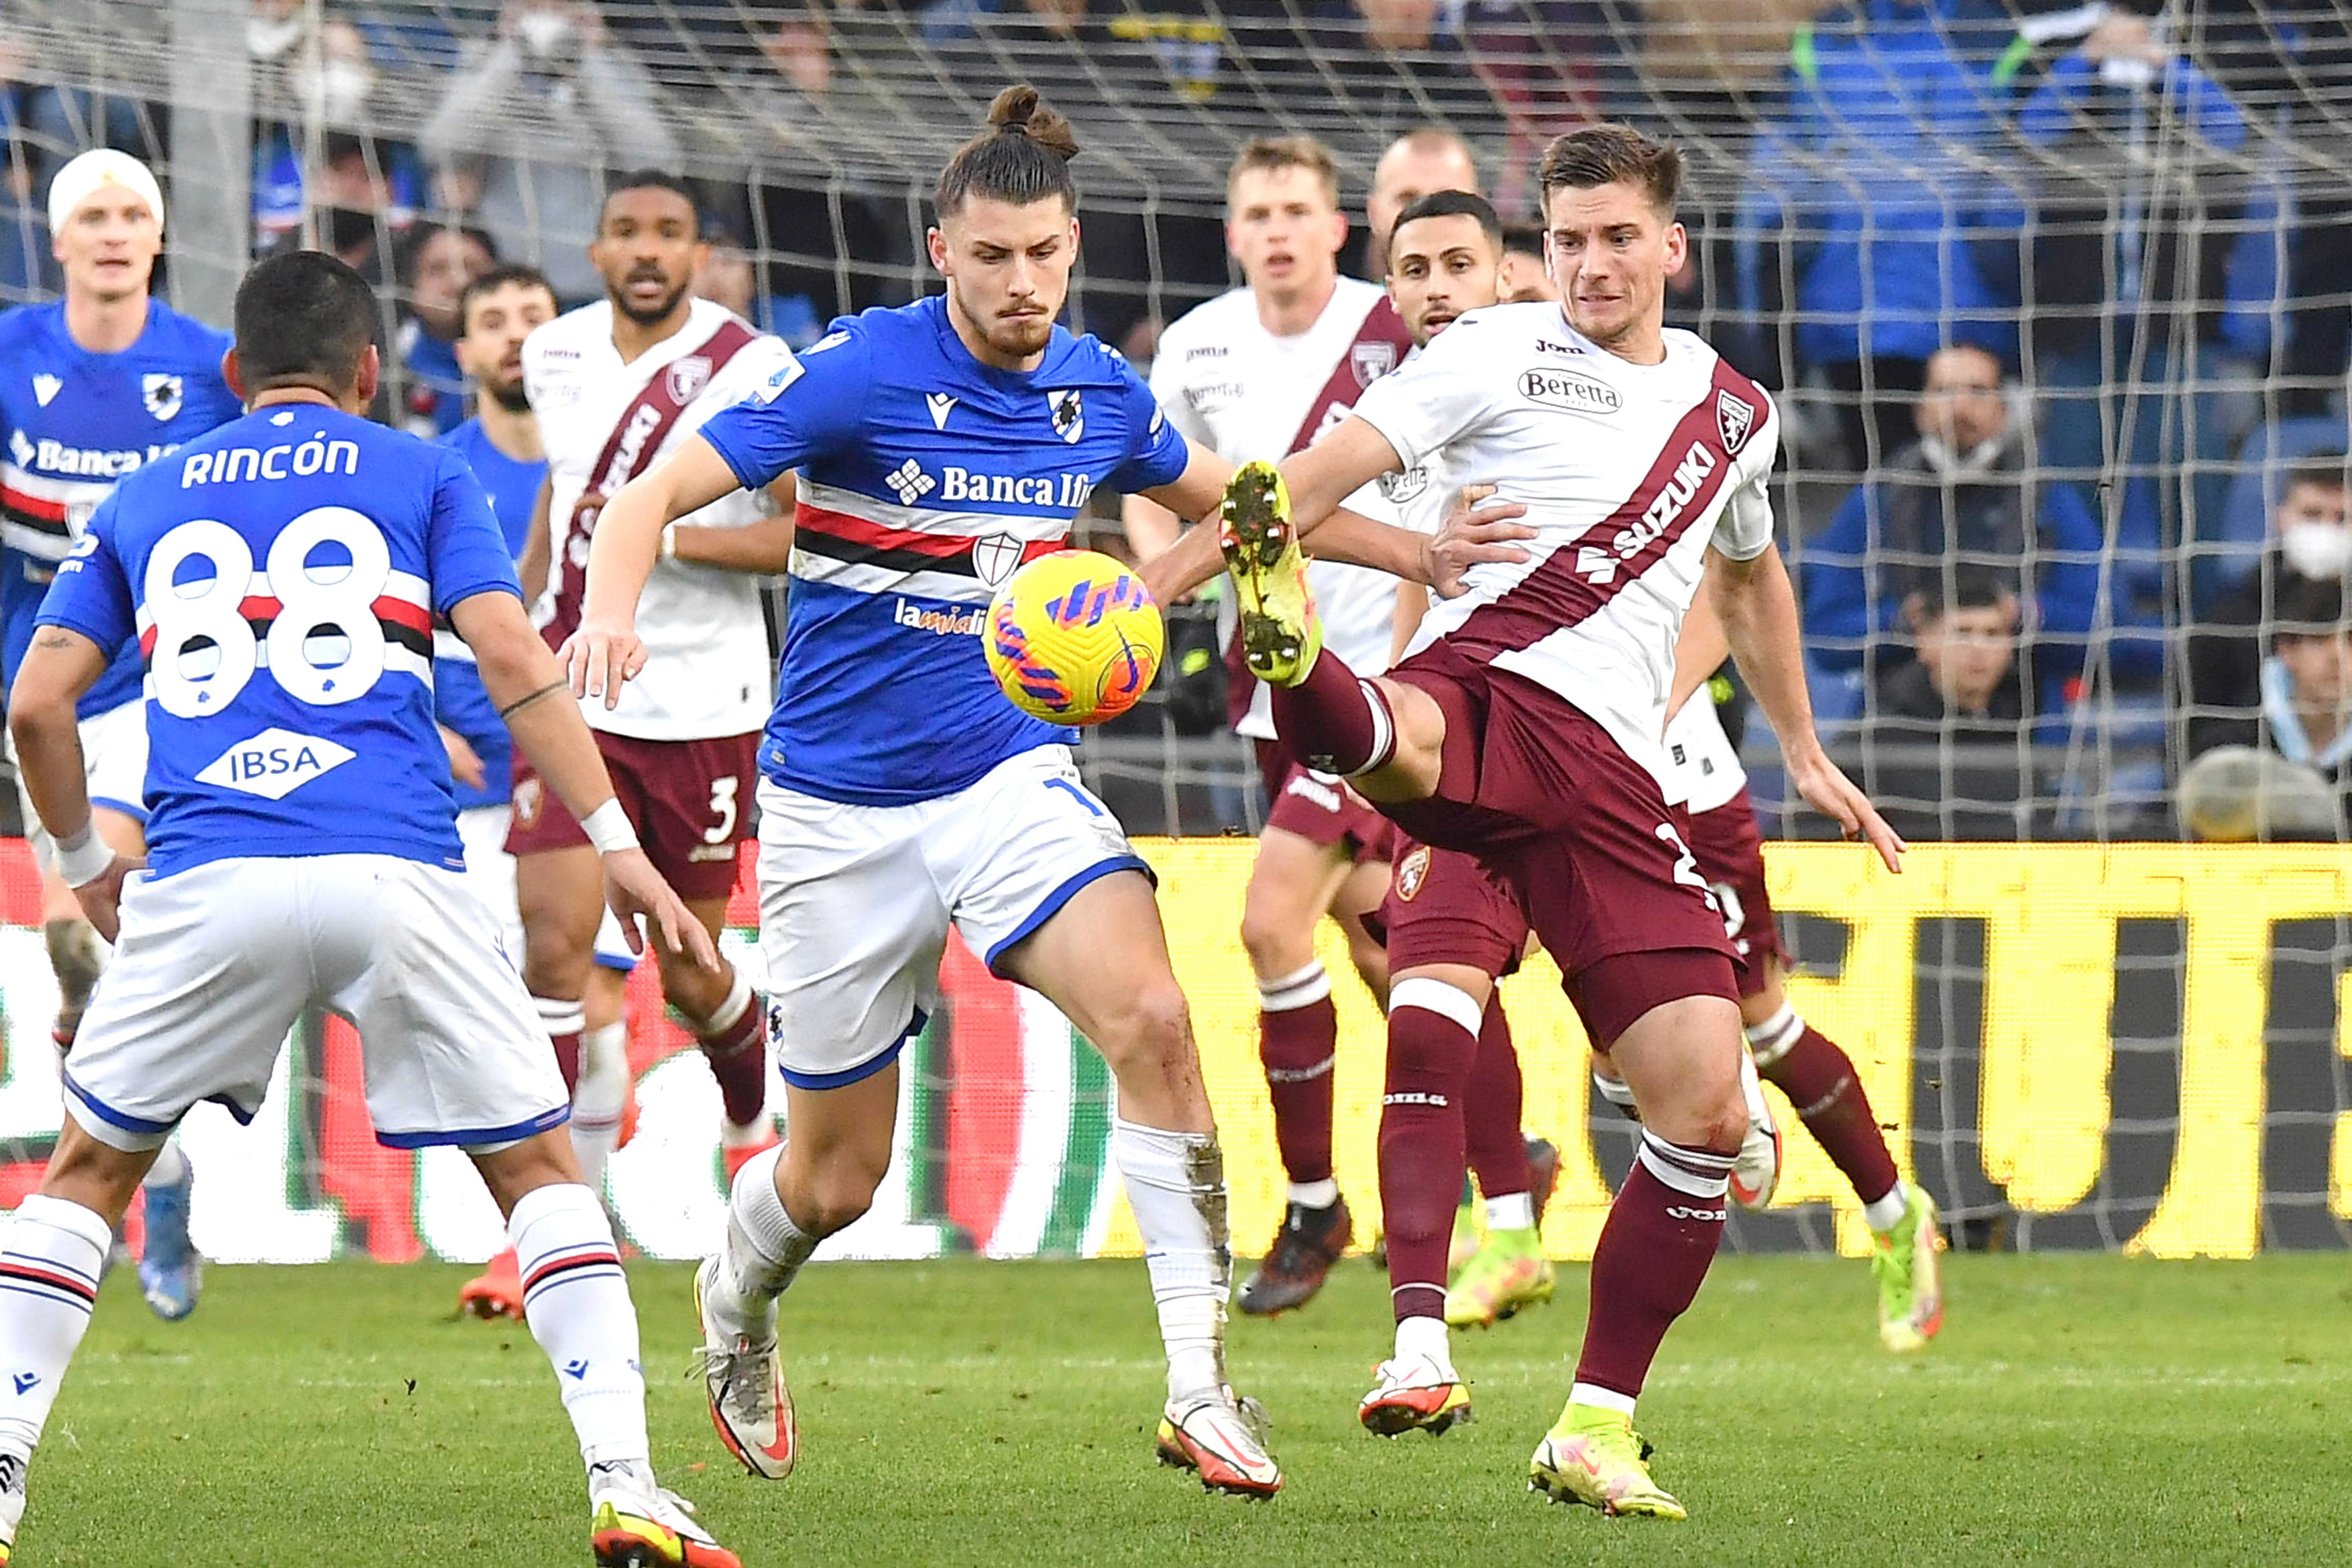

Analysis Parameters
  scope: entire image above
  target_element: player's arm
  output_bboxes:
[663,469,798,574]
[1706,543,1904,873]
[1669,581,1732,721]
[1390,579,1428,666]
[518,472,555,602]
[563,435,744,702]
[449,586,719,970]
[9,626,137,938]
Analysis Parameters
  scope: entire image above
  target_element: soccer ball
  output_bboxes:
[985,549,1164,725]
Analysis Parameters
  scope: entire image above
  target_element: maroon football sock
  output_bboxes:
[1757,1021,1900,1207]
[1257,964,1338,1187]
[1380,995,1479,1323]
[1463,998,1532,1199]
[1270,648,1394,776]
[533,994,584,1095]
[693,971,769,1128]
[1573,1130,1733,1401]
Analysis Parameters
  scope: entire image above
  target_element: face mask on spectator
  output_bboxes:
[1916,427,2011,481]
[298,58,374,123]
[2281,522,2352,581]
[517,9,579,62]
[248,15,302,60]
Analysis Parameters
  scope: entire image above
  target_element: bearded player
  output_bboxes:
[508,171,801,1213]
[1150,124,1903,1519]
[1125,136,1422,1315]
[0,150,243,1323]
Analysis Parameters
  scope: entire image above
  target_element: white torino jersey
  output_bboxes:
[1659,690,1748,814]
[1150,278,1410,738]
[524,298,795,740]
[1353,302,1779,781]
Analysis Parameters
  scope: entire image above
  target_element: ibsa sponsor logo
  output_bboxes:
[1517,366,1621,414]
[195,728,356,800]
[892,598,985,636]
[938,467,1095,509]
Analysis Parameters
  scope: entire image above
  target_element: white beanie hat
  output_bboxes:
[46,149,166,235]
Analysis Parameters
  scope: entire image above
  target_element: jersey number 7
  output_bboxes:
[145,506,394,717]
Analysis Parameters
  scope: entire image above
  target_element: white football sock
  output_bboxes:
[507,1182,647,1469]
[569,1022,630,1192]
[0,1196,110,1462]
[141,1139,190,1191]
[1485,1190,1534,1232]
[710,1143,816,1344]
[1394,1312,1452,1372]
[1112,1118,1230,1402]
[1863,1181,1910,1233]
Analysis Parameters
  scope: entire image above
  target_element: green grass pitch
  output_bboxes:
[18,1253,2351,1566]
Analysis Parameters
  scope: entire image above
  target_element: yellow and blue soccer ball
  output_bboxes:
[985,549,1164,725]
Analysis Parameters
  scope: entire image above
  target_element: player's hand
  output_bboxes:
[600,846,722,972]
[560,618,649,710]
[1786,750,1905,873]
[70,854,143,944]
[1424,486,1535,598]
[439,725,487,791]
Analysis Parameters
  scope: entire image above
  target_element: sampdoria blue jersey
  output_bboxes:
[697,295,1188,807]
[0,298,240,718]
[38,403,523,878]
[435,416,545,810]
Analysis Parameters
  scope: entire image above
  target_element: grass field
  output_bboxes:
[16,1252,2352,1566]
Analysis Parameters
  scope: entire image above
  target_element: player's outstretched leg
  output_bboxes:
[1447,999,1555,1329]
[1001,873,1280,1497]
[1361,974,1481,1438]
[0,1190,111,1563]
[479,1138,740,1567]
[1746,998,1943,1351]
[669,961,773,1182]
[134,1139,203,1321]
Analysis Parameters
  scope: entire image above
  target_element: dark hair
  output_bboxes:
[396,220,496,288]
[2283,454,2349,501]
[936,85,1080,218]
[233,249,380,394]
[600,170,702,235]
[457,264,559,333]
[2274,573,2348,641]
[1500,224,1546,258]
[1389,189,1502,256]
[1538,123,1683,219]
[1911,570,2016,625]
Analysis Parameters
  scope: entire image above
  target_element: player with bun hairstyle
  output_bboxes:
[561,84,1520,1500]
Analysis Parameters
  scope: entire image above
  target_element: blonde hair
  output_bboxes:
[1227,137,1341,209]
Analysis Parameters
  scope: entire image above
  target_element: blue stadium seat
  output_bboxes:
[2200,415,2350,608]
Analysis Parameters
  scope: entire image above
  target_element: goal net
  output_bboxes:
[1,0,2347,1262]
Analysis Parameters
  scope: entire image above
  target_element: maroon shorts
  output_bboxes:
[1380,838,1530,981]
[1253,738,1397,865]
[1675,785,1785,999]
[506,729,758,903]
[1378,640,1738,1045]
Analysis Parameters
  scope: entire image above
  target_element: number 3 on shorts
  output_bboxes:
[704,775,740,844]
[1654,822,1722,915]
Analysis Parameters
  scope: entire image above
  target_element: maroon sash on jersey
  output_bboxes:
[1225,295,1417,726]
[543,316,761,646]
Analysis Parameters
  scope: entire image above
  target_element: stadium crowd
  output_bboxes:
[1,0,2349,842]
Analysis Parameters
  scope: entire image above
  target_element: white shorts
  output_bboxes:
[757,746,1147,1089]
[62,854,569,1152]
[457,806,638,974]
[11,699,151,866]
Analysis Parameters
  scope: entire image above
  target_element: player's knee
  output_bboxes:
[1092,983,1195,1079]
[790,1155,888,1238]
[1238,901,1312,978]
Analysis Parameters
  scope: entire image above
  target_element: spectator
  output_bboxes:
[1872,574,2029,732]
[392,221,495,438]
[1801,343,2107,699]
[249,11,425,264]
[2183,457,2352,757]
[2178,575,2352,842]
[1459,0,1604,221]
[2010,4,2253,618]
[420,0,678,302]
[1500,224,1553,302]
[1734,0,2029,471]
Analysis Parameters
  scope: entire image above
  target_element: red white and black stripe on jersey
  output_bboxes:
[131,567,437,686]
[0,461,103,564]
[1453,358,1765,662]
[791,480,1073,604]
[519,1241,625,1308]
